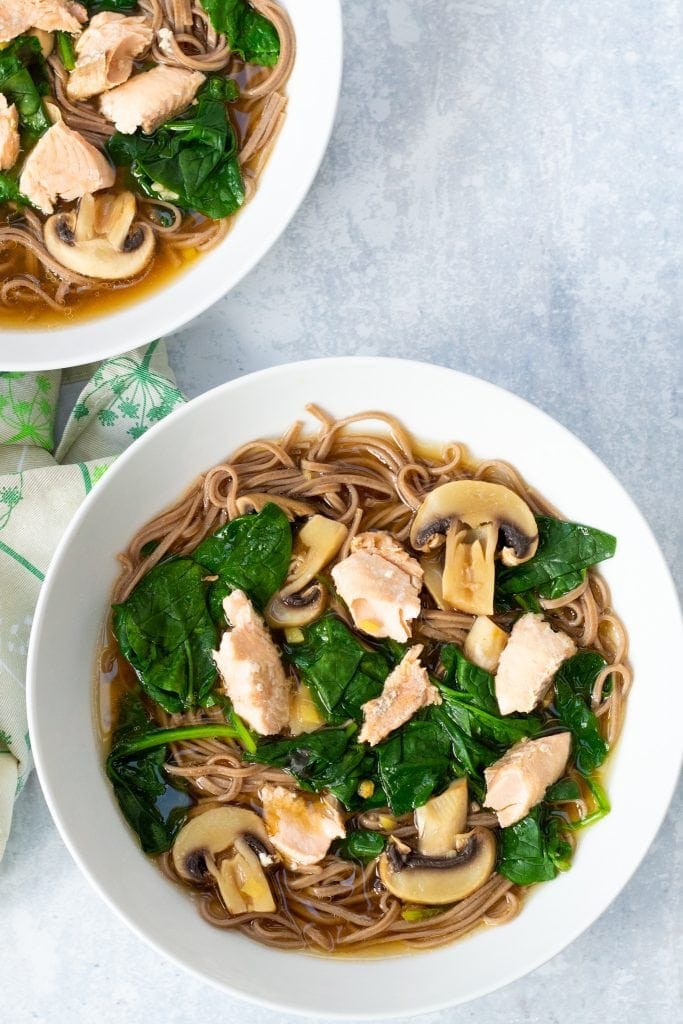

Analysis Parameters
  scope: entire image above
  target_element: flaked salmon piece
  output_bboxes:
[331,533,423,643]
[213,589,290,736]
[18,117,114,214]
[99,64,205,135]
[359,645,441,746]
[0,0,86,43]
[0,96,20,172]
[66,12,154,102]
[484,733,572,827]
[495,613,576,715]
[259,784,345,868]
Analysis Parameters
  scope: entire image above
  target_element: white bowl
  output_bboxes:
[27,358,683,1018]
[1,1,343,372]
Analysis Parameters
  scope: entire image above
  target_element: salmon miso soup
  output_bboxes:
[0,0,295,326]
[99,408,630,954]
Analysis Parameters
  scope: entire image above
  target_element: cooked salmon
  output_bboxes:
[99,65,205,135]
[259,784,345,868]
[18,116,115,214]
[331,532,423,643]
[212,589,290,736]
[484,733,572,827]
[0,1,86,43]
[495,613,576,715]
[0,96,20,172]
[67,13,154,102]
[359,645,441,746]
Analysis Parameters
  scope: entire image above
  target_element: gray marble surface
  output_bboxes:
[3,1,682,1022]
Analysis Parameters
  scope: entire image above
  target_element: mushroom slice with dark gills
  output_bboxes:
[44,191,155,280]
[265,515,347,629]
[410,481,539,616]
[172,806,275,915]
[378,826,496,905]
[414,778,469,857]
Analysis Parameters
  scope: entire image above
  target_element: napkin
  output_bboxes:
[0,342,184,862]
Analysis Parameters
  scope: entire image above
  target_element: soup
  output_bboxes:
[98,408,631,954]
[0,0,295,327]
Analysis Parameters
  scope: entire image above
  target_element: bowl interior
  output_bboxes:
[0,0,343,371]
[28,358,683,1018]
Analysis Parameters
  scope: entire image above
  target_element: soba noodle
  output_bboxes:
[0,0,296,320]
[101,409,632,954]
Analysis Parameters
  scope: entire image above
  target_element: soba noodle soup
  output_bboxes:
[100,408,631,954]
[0,1,295,326]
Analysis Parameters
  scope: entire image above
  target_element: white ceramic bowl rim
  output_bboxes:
[27,358,683,1019]
[1,0,343,371]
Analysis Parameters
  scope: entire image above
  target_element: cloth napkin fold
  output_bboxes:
[0,341,184,862]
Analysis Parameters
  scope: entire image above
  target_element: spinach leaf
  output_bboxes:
[440,644,499,714]
[107,77,244,220]
[545,778,582,802]
[245,727,380,810]
[335,830,386,864]
[553,652,609,774]
[0,174,27,205]
[192,502,292,616]
[497,516,616,598]
[0,36,50,145]
[112,559,218,713]
[497,806,573,885]
[285,615,390,724]
[439,686,541,749]
[106,693,240,854]
[376,718,453,815]
[202,0,281,66]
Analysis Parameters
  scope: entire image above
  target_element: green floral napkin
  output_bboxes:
[0,342,184,861]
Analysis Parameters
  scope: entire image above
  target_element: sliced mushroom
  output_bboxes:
[415,778,468,856]
[44,191,155,280]
[464,616,509,673]
[409,481,538,615]
[172,806,275,915]
[265,515,347,629]
[378,827,496,905]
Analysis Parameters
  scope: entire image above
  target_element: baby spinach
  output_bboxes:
[112,559,218,714]
[245,727,381,810]
[0,174,27,205]
[335,830,386,864]
[376,718,453,815]
[192,502,292,616]
[203,0,281,66]
[553,652,609,774]
[497,515,616,600]
[497,806,573,885]
[285,615,390,724]
[440,644,499,714]
[545,778,582,802]
[0,36,50,146]
[107,77,244,220]
[106,694,241,854]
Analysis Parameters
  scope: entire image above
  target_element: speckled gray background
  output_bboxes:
[2,1,682,1021]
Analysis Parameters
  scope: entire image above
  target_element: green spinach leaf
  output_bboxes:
[202,0,281,66]
[376,718,453,815]
[498,806,573,885]
[553,652,609,774]
[107,77,244,220]
[440,644,499,714]
[497,516,616,599]
[285,615,390,724]
[0,36,50,145]
[192,502,292,616]
[112,559,218,713]
[335,830,386,863]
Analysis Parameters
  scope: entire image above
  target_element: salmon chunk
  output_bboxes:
[0,97,20,172]
[67,13,154,101]
[484,733,572,827]
[495,613,576,715]
[331,532,423,642]
[213,589,290,736]
[359,645,441,746]
[259,784,346,868]
[19,117,114,214]
[0,1,86,43]
[99,65,205,135]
